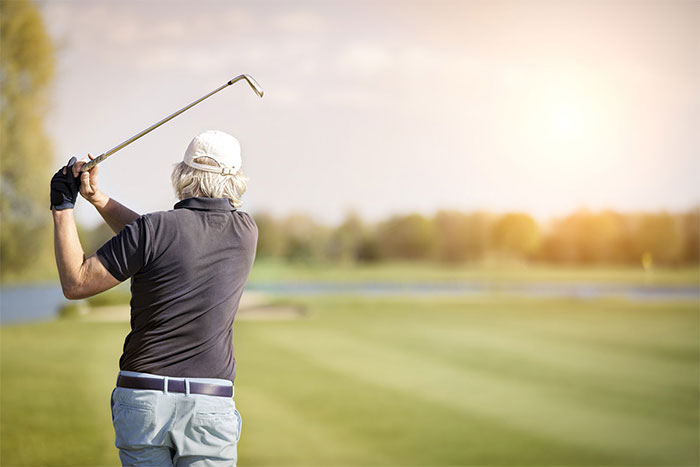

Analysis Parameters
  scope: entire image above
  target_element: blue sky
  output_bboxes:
[40,0,699,226]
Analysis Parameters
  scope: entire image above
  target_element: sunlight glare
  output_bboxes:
[548,104,582,141]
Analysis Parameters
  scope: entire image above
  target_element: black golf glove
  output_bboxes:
[50,156,82,211]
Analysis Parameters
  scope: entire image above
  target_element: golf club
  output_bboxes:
[79,74,263,173]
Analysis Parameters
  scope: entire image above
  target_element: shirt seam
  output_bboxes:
[142,214,155,269]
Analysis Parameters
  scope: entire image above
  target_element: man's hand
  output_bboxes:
[73,154,108,208]
[69,154,140,233]
[50,157,82,210]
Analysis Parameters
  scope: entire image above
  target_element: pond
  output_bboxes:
[246,281,699,301]
[1,283,67,324]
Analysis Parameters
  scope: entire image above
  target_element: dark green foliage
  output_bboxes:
[58,302,87,319]
[325,211,365,264]
[280,214,328,263]
[86,289,131,307]
[250,208,700,266]
[376,213,435,260]
[434,211,492,263]
[252,212,285,258]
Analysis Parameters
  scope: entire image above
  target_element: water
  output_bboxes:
[247,281,699,301]
[0,283,67,325]
[2,281,697,325]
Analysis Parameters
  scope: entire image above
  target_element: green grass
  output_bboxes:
[249,259,700,286]
[1,295,697,466]
[0,320,125,465]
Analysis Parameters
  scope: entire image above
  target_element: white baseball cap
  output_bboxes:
[184,130,242,175]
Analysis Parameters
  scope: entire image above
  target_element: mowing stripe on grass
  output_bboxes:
[236,389,389,465]
[257,326,698,465]
[386,324,698,427]
[398,320,697,389]
[237,325,630,466]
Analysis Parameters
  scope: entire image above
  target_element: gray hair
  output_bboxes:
[171,156,248,207]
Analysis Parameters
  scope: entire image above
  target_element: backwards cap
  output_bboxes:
[184,130,241,176]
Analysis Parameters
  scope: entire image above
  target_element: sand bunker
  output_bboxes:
[82,292,304,322]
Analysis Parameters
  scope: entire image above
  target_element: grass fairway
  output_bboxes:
[1,296,698,466]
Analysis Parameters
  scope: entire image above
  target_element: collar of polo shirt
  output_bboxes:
[174,197,237,211]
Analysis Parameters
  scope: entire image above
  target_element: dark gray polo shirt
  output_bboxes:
[96,197,257,382]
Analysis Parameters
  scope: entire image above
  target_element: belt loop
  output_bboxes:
[163,376,169,394]
[185,379,191,396]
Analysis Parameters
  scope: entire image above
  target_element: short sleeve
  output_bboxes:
[96,216,151,282]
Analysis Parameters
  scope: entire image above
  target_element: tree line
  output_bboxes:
[1,0,57,282]
[247,208,699,266]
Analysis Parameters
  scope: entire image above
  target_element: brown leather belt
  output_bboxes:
[117,374,233,398]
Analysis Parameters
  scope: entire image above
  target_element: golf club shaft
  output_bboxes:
[79,75,263,172]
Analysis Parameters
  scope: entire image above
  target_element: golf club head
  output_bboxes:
[228,74,264,98]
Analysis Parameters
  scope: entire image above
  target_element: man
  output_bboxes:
[50,130,258,466]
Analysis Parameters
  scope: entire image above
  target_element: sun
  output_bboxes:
[520,83,601,167]
[547,104,583,141]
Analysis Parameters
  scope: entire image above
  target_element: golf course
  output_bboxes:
[1,263,698,466]
[2,1,698,465]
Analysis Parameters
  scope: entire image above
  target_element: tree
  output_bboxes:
[680,208,699,264]
[539,210,630,264]
[492,213,539,259]
[434,211,492,263]
[252,212,285,258]
[376,214,435,260]
[633,212,683,265]
[326,211,365,264]
[0,0,56,281]
[280,214,329,263]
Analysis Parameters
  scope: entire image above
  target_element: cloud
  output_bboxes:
[42,2,254,48]
[337,43,393,75]
[270,11,328,34]
[133,47,230,73]
[110,19,187,45]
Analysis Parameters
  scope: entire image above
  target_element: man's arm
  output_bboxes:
[74,156,139,233]
[89,193,140,234]
[53,208,120,299]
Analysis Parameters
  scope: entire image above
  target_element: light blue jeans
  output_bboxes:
[111,371,241,466]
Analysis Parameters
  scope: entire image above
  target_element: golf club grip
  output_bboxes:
[79,154,107,172]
